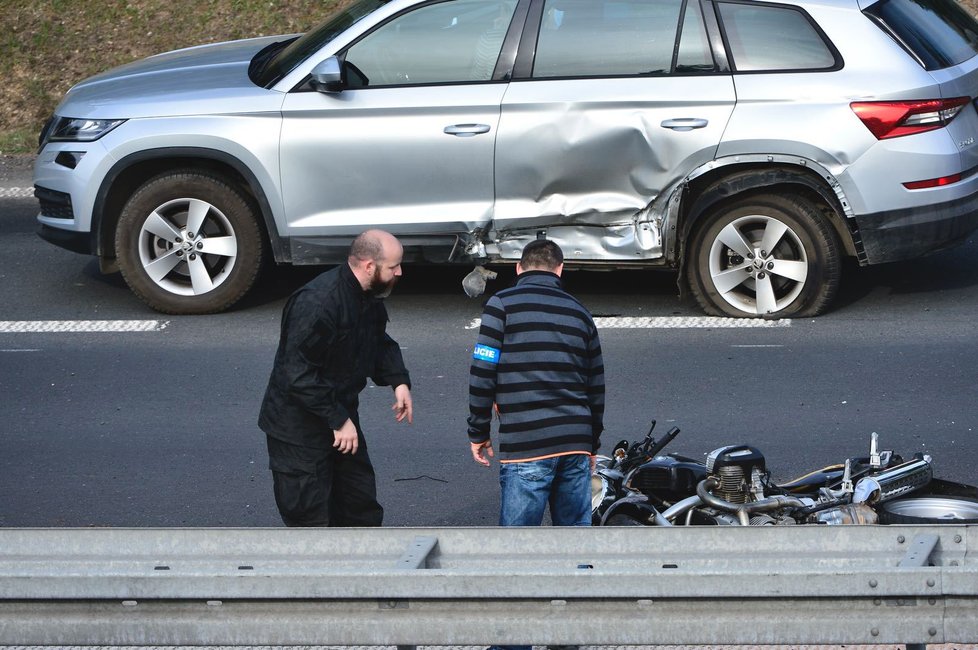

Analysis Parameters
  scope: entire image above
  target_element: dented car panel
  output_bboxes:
[492,76,735,260]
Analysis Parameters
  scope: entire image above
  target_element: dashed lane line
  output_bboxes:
[1,317,788,334]
[468,316,790,330]
[0,187,34,198]
[0,320,169,333]
[594,316,790,328]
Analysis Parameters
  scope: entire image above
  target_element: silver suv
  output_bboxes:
[34,0,978,317]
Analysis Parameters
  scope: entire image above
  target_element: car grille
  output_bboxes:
[35,186,74,220]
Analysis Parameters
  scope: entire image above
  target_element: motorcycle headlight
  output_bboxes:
[41,116,126,148]
[591,474,610,511]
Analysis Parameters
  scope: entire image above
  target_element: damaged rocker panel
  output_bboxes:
[471,154,849,267]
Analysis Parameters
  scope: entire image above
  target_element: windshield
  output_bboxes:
[254,0,391,87]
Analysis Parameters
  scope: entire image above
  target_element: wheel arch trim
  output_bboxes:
[666,155,859,263]
[92,147,289,264]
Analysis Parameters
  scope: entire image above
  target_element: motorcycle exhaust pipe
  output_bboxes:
[853,456,932,505]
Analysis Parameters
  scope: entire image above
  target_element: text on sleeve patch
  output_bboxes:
[472,344,500,364]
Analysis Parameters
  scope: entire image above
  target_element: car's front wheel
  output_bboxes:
[115,170,264,314]
[686,193,841,318]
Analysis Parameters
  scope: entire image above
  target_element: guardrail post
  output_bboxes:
[898,534,940,567]
[395,535,438,650]
[396,535,439,569]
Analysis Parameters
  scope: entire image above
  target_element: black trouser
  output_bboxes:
[265,430,384,527]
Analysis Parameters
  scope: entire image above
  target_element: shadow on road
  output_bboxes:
[73,236,978,316]
[236,261,684,309]
[834,237,978,309]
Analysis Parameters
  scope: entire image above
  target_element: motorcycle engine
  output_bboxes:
[705,445,766,504]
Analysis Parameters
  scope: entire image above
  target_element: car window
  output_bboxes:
[344,0,519,86]
[676,0,716,72]
[532,0,713,78]
[255,0,391,87]
[865,0,978,70]
[717,1,837,72]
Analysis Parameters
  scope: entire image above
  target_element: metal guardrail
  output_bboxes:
[0,525,974,646]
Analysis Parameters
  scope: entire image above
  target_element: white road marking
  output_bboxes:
[0,187,34,198]
[0,349,41,352]
[1,317,787,334]
[595,316,790,328]
[466,316,791,329]
[0,320,169,333]
[732,344,786,348]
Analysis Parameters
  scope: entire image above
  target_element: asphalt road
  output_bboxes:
[2,165,977,527]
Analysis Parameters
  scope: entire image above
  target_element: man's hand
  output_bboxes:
[333,419,359,454]
[393,384,413,424]
[471,440,494,467]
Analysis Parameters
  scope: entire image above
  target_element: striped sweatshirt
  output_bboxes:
[467,270,605,462]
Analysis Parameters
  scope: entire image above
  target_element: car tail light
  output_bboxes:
[902,173,962,190]
[850,97,970,139]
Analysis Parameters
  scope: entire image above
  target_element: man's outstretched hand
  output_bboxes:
[470,440,494,467]
[393,384,413,424]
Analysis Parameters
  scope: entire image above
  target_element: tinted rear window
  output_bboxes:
[717,1,837,72]
[866,0,978,70]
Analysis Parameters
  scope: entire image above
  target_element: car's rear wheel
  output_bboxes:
[115,170,263,314]
[687,193,841,318]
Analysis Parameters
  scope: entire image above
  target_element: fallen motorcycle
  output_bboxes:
[592,421,978,526]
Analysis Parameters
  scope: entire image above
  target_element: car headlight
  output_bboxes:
[40,116,126,148]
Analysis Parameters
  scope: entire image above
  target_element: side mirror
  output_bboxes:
[310,56,345,93]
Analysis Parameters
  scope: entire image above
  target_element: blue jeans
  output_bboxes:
[492,455,590,650]
[499,454,592,527]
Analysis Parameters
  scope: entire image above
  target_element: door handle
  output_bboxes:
[660,118,709,131]
[444,124,491,137]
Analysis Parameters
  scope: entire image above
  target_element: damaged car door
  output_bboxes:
[279,0,520,263]
[491,0,734,261]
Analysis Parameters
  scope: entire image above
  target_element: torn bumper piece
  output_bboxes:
[853,191,978,264]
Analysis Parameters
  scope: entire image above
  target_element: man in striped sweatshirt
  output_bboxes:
[467,239,605,529]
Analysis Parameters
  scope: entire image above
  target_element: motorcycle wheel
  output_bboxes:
[605,514,646,526]
[879,496,978,524]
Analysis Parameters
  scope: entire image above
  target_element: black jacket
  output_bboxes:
[258,263,410,449]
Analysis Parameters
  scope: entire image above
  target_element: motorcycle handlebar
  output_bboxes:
[639,420,657,453]
[614,426,681,472]
[645,426,680,459]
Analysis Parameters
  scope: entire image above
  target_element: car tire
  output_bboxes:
[687,193,841,318]
[879,495,978,524]
[115,170,264,314]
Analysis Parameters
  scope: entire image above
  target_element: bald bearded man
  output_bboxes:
[259,230,413,526]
